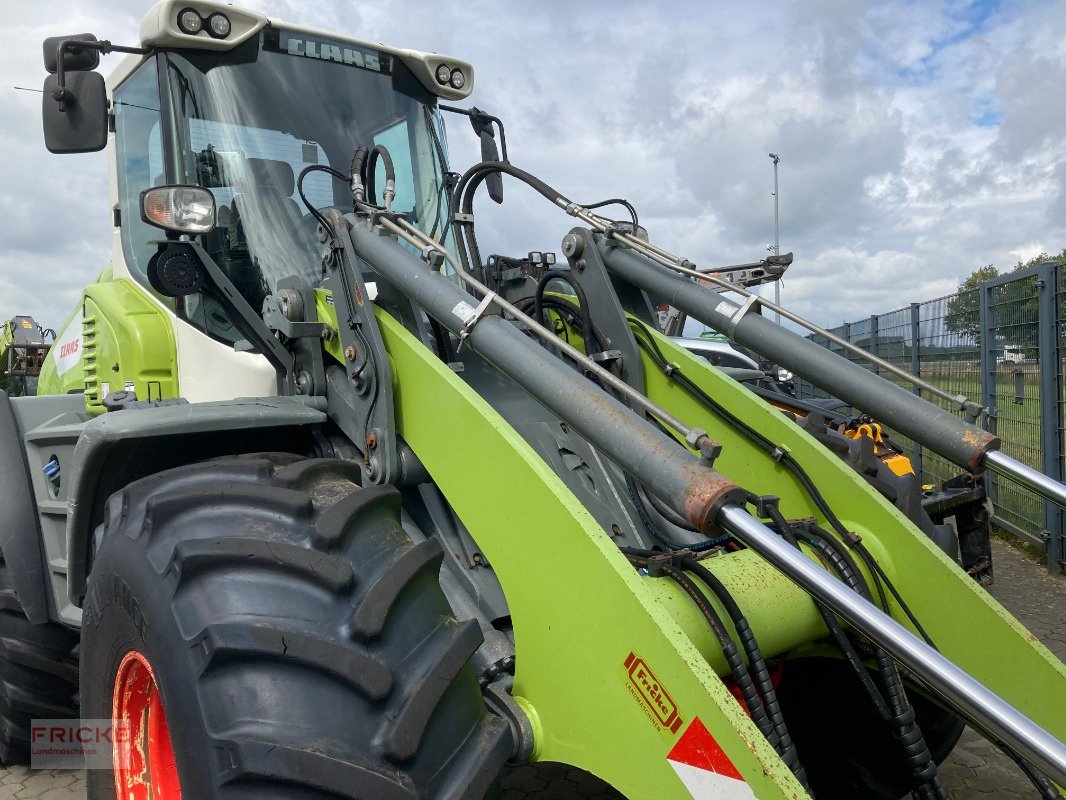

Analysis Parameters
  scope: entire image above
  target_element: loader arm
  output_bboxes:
[640,331,1066,730]
[376,308,808,800]
[375,307,1066,799]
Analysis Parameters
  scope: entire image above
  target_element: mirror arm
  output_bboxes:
[439,104,509,162]
[52,39,149,112]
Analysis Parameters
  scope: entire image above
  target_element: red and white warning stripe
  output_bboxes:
[667,717,757,800]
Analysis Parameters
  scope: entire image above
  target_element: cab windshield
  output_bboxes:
[159,29,450,340]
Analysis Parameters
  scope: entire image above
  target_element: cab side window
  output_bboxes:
[114,59,165,283]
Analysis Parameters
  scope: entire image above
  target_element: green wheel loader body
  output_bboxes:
[12,4,1066,797]
[373,307,1066,799]
[37,268,179,410]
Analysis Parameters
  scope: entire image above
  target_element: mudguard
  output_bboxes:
[0,391,53,624]
[14,395,326,626]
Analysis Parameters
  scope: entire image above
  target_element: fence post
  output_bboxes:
[910,303,922,477]
[979,286,996,433]
[869,315,879,375]
[979,280,999,525]
[1037,262,1064,572]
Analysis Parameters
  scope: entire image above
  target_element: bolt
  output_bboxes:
[366,431,378,450]
[345,344,357,361]
[611,524,622,537]
[472,552,483,566]
[575,258,586,271]
[561,233,584,259]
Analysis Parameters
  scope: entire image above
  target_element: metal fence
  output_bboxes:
[794,260,1065,572]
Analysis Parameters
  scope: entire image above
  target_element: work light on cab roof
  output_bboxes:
[139,0,473,99]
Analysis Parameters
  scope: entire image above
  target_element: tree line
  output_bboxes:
[944,248,1066,350]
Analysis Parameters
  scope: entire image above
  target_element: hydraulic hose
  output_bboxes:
[533,272,597,355]
[717,504,1066,788]
[679,556,808,787]
[623,474,727,552]
[662,564,776,742]
[641,482,699,531]
[758,504,893,722]
[796,525,947,800]
[513,292,614,352]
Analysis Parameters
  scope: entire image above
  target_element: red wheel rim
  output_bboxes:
[112,650,182,800]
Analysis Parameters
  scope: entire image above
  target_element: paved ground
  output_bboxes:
[3,539,1062,799]
[933,537,1066,800]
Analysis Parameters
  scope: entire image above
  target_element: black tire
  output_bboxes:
[775,657,964,800]
[0,553,79,764]
[82,453,512,799]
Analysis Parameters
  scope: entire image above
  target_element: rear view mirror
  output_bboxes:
[439,103,509,203]
[467,107,504,204]
[42,71,108,154]
[43,34,100,73]
[477,131,504,204]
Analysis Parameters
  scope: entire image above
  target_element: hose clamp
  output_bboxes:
[723,294,761,337]
[600,223,628,247]
[455,292,497,352]
[420,246,446,271]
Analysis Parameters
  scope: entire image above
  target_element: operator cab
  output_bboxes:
[116,23,458,344]
[45,0,471,347]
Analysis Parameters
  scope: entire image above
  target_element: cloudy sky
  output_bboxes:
[2,0,1064,330]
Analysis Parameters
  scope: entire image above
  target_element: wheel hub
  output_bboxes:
[112,650,181,800]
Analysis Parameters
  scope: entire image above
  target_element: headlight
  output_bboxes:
[140,185,216,236]
[449,68,466,89]
[206,12,231,38]
[435,64,452,85]
[177,8,203,35]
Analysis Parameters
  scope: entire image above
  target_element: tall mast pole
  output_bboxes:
[769,152,780,324]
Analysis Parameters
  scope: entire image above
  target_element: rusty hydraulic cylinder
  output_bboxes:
[347,218,745,530]
[600,242,1000,473]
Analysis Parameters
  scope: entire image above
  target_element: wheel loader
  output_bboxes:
[6,2,1065,798]
[0,316,54,396]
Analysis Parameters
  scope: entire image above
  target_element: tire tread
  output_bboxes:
[84,454,511,798]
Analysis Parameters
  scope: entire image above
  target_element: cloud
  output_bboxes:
[0,0,1063,331]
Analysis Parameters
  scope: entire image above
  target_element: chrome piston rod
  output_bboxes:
[718,504,1066,786]
[986,450,1066,511]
